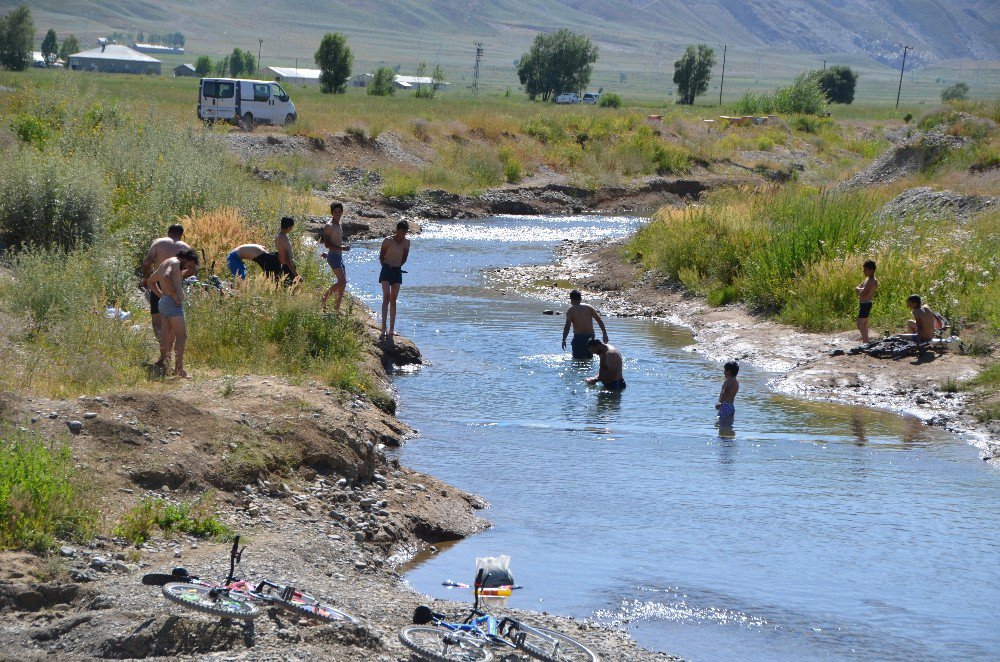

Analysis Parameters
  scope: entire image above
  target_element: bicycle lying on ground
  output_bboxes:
[398,570,598,662]
[141,536,357,624]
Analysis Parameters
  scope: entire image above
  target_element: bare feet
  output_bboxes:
[173,368,189,379]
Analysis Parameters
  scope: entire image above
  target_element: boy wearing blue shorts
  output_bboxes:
[321,202,350,312]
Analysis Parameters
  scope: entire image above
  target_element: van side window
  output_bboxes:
[203,81,234,99]
[254,83,270,102]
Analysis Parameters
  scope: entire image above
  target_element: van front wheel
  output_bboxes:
[284,113,296,126]
[240,113,254,131]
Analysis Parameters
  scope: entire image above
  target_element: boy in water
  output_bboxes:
[321,202,350,312]
[379,220,411,336]
[562,289,609,359]
[147,249,200,378]
[716,361,740,423]
[855,260,878,342]
[585,339,626,391]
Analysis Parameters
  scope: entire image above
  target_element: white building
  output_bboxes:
[262,66,321,85]
[350,73,450,91]
[68,44,161,75]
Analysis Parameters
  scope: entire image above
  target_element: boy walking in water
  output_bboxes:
[855,260,878,342]
[147,249,199,378]
[321,202,350,312]
[716,361,740,423]
[562,289,609,359]
[585,339,626,391]
[379,220,410,337]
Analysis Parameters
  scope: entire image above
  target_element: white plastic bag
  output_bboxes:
[474,555,514,607]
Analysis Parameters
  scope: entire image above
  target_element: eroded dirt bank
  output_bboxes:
[491,240,1000,465]
[0,320,674,660]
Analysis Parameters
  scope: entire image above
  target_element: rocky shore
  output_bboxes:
[0,313,676,660]
[490,240,1000,465]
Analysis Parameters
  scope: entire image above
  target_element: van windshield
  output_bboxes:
[271,83,288,100]
[203,81,234,99]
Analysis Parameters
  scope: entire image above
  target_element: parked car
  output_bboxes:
[554,92,581,104]
[197,78,297,129]
[582,92,601,104]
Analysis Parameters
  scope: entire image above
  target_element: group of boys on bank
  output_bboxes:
[140,202,410,378]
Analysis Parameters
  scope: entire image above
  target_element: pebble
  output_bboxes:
[69,570,94,583]
[354,561,367,570]
[59,546,76,558]
[89,556,108,570]
[66,420,83,434]
[354,532,366,542]
[111,561,130,573]
[48,412,59,419]
[83,412,98,419]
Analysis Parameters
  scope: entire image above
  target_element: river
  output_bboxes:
[341,214,999,662]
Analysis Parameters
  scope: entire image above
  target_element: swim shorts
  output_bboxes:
[227,250,246,279]
[858,301,873,319]
[604,379,627,391]
[158,295,184,319]
[718,402,735,419]
[253,252,291,282]
[379,264,403,285]
[571,333,595,359]
[149,291,160,314]
[326,250,345,271]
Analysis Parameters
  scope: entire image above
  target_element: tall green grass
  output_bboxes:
[0,428,96,551]
[115,495,231,546]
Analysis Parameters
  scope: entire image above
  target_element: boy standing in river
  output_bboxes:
[379,220,410,337]
[562,289,609,359]
[855,260,878,342]
[321,202,350,312]
[716,361,739,424]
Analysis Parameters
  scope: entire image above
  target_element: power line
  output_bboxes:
[718,44,727,106]
[895,44,912,109]
[472,41,484,94]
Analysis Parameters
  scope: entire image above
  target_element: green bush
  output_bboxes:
[733,73,827,116]
[0,428,95,551]
[941,82,969,102]
[599,92,623,108]
[9,113,52,149]
[367,66,396,97]
[115,495,231,546]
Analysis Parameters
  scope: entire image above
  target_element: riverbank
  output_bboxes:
[491,239,1000,465]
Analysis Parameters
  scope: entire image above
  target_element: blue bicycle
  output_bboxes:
[398,571,598,662]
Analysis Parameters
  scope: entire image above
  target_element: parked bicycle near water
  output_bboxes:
[141,536,357,624]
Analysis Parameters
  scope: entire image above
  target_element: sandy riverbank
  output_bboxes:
[490,239,1000,466]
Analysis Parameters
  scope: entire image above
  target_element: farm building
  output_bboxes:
[173,63,196,77]
[68,44,161,75]
[262,66,320,85]
[350,73,450,91]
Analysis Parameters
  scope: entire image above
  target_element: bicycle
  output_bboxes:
[141,536,357,625]
[398,570,598,662]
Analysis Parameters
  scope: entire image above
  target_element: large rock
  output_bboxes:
[877,187,998,223]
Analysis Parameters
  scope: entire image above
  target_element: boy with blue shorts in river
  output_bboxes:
[716,361,740,423]
[321,202,350,312]
[562,290,609,359]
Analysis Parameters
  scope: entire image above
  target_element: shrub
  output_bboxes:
[9,113,51,149]
[0,428,95,551]
[177,208,261,276]
[381,170,419,197]
[734,73,827,116]
[367,67,396,97]
[498,146,523,183]
[599,92,623,108]
[941,82,970,102]
[115,495,231,546]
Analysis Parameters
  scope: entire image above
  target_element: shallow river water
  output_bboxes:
[342,215,999,661]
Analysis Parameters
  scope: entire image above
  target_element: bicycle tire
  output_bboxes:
[398,625,494,662]
[272,596,359,624]
[162,583,259,621]
[512,624,598,662]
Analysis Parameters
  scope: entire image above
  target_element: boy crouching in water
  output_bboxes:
[716,361,740,423]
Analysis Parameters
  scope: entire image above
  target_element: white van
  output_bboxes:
[198,78,297,128]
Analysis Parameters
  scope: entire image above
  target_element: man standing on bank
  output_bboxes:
[378,220,410,337]
[321,202,350,312]
[141,224,193,342]
[562,289,609,359]
[147,249,200,378]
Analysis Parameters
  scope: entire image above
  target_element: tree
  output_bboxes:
[673,44,715,105]
[214,55,230,76]
[194,55,212,77]
[229,48,245,77]
[517,28,599,101]
[58,34,79,60]
[816,65,858,104]
[431,64,445,94]
[314,32,352,94]
[40,28,57,63]
[368,66,395,96]
[0,5,35,72]
[941,81,969,102]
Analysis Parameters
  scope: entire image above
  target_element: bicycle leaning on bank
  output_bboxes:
[141,536,357,625]
[398,570,598,662]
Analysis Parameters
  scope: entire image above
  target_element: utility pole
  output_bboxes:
[258,38,263,75]
[822,59,827,71]
[718,44,727,106]
[895,44,911,109]
[472,41,484,95]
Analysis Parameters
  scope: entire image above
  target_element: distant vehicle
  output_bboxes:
[554,92,580,104]
[197,78,297,129]
[582,92,600,104]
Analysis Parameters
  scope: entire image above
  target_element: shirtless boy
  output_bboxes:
[716,361,740,423]
[585,339,626,391]
[378,220,410,336]
[855,260,878,342]
[226,244,267,279]
[273,217,299,283]
[147,249,199,377]
[562,289,609,359]
[902,295,937,342]
[321,202,350,312]
[141,224,192,340]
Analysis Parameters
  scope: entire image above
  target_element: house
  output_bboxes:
[68,44,161,75]
[349,73,450,91]
[173,64,196,77]
[261,66,321,85]
[31,51,47,67]
[350,73,372,87]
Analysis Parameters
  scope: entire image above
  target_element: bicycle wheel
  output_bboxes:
[272,595,359,624]
[511,623,598,662]
[398,625,494,662]
[162,583,259,621]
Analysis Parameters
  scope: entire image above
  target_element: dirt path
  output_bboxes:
[490,240,999,465]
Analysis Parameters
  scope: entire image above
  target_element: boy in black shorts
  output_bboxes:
[855,260,878,342]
